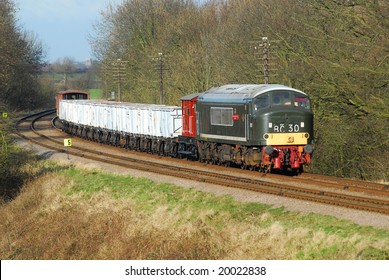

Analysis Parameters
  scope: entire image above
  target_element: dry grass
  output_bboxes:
[0,168,388,260]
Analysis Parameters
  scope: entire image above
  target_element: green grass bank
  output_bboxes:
[0,164,388,260]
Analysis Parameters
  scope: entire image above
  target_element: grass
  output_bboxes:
[88,89,103,99]
[0,164,388,260]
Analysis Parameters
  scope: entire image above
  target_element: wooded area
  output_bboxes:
[91,0,388,180]
[0,0,388,181]
[0,0,50,110]
[1,0,54,197]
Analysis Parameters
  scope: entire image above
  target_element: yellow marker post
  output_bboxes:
[64,139,72,147]
[64,139,72,159]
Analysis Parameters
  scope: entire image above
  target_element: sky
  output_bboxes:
[15,0,123,63]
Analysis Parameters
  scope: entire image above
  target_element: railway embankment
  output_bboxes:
[1,165,389,260]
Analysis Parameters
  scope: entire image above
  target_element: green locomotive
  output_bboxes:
[191,84,314,172]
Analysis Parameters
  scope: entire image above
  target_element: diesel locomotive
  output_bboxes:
[58,84,314,173]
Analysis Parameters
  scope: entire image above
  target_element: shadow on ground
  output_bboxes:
[0,150,70,203]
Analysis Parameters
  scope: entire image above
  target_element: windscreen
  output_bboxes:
[294,95,310,109]
[254,91,311,109]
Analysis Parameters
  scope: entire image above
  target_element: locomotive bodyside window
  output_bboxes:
[210,107,233,126]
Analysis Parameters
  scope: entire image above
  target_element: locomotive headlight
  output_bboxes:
[304,144,313,154]
[268,122,273,128]
[301,122,305,128]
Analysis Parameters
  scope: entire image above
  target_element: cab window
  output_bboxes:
[254,94,269,110]
[294,95,310,109]
[271,91,291,106]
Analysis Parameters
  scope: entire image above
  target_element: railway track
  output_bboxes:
[299,173,389,196]
[266,172,389,198]
[15,110,389,215]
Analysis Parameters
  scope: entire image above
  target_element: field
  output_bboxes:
[88,88,103,99]
[0,161,388,260]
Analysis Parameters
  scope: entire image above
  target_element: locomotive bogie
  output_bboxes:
[177,135,198,160]
[194,141,263,169]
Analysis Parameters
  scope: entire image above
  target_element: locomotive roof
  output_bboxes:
[197,84,307,103]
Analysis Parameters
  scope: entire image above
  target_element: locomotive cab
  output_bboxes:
[251,90,314,171]
[252,90,313,146]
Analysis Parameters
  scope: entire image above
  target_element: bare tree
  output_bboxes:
[90,0,389,180]
[0,0,46,110]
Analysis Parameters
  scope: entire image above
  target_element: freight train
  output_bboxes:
[58,84,314,173]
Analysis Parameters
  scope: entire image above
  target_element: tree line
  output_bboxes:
[0,0,50,110]
[1,0,54,199]
[92,0,388,180]
[0,0,388,181]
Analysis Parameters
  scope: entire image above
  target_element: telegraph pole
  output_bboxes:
[250,37,275,84]
[262,37,270,84]
[112,59,127,102]
[155,52,169,104]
